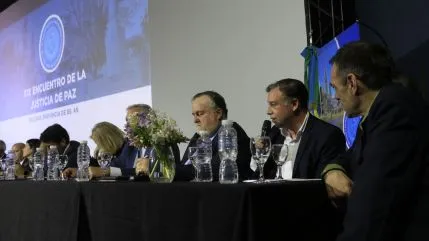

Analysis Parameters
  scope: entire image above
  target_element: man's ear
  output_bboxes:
[291,98,300,112]
[346,73,359,95]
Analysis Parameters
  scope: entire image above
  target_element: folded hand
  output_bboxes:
[62,167,77,179]
[324,170,353,199]
[89,166,110,179]
[135,158,150,175]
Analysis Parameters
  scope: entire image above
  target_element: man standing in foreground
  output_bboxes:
[324,41,429,241]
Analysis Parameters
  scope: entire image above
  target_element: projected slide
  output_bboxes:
[0,0,151,149]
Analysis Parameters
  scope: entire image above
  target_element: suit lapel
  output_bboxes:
[292,114,315,178]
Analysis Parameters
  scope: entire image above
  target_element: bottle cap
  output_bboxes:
[198,130,209,137]
[221,120,233,126]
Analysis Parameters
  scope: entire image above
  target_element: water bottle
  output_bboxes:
[47,146,60,180]
[77,141,90,181]
[218,120,239,184]
[4,150,15,180]
[196,131,213,182]
[32,148,44,181]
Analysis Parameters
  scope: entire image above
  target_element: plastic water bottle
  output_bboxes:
[47,146,60,180]
[196,131,212,156]
[4,150,15,180]
[77,141,90,181]
[218,120,239,184]
[196,131,213,182]
[32,148,44,181]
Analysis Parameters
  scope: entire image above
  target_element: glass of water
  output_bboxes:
[188,147,200,182]
[195,147,213,182]
[97,152,113,172]
[271,144,288,180]
[250,136,271,183]
[4,151,15,180]
[58,155,68,180]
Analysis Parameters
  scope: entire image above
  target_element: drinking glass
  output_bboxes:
[195,147,213,182]
[58,155,69,180]
[188,147,200,182]
[250,136,271,182]
[271,144,289,180]
[97,152,113,172]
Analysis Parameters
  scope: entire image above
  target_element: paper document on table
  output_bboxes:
[264,178,321,183]
[242,178,321,183]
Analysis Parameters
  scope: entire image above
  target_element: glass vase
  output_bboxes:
[148,145,176,183]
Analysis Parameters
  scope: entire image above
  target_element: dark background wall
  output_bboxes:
[356,0,429,101]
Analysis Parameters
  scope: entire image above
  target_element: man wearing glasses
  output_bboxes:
[175,91,253,181]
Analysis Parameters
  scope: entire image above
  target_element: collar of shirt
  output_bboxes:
[208,124,221,139]
[280,112,310,141]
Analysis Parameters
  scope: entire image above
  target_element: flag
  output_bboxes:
[301,46,320,117]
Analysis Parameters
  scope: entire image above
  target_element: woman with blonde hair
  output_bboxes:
[91,122,125,156]
[89,121,137,178]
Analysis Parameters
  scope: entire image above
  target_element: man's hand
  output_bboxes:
[62,168,77,179]
[89,166,110,179]
[135,158,150,175]
[324,170,353,199]
[15,164,25,178]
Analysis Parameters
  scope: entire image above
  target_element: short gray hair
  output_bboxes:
[126,104,152,114]
[192,91,228,120]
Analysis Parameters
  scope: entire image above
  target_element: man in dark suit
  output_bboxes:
[0,140,6,161]
[175,91,253,181]
[89,104,181,179]
[41,124,80,178]
[254,78,346,179]
[323,41,429,241]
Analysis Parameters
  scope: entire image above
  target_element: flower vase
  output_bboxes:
[148,145,176,183]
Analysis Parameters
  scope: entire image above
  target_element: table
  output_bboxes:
[0,180,342,241]
[0,181,80,241]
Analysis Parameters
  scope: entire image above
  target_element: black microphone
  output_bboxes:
[261,120,271,137]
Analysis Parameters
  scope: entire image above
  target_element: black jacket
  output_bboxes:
[261,114,346,179]
[332,83,429,241]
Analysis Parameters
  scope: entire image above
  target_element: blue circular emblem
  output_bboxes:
[342,113,362,148]
[39,14,65,73]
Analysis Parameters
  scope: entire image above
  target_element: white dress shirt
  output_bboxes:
[250,112,309,179]
[278,112,309,179]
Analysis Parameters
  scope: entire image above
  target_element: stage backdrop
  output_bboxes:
[302,23,361,148]
[0,0,307,154]
[0,0,151,150]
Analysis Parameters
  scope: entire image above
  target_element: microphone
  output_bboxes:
[261,120,271,137]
